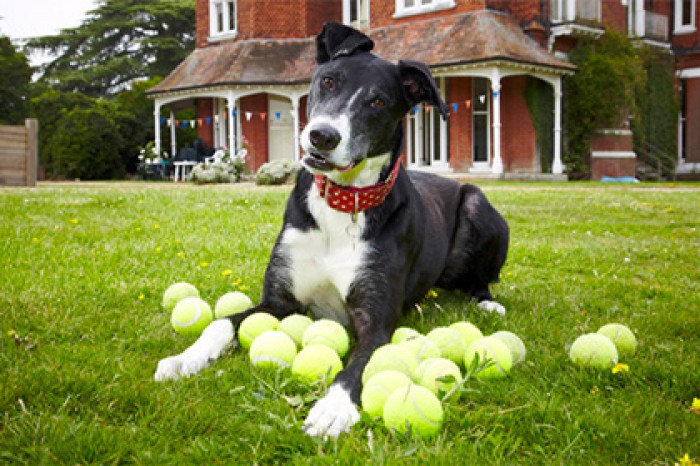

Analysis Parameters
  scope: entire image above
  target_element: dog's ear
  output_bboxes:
[399,60,449,120]
[316,22,374,64]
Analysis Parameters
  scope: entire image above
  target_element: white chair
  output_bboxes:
[205,149,226,165]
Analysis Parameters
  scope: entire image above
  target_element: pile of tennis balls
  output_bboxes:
[568,323,637,368]
[162,282,253,335]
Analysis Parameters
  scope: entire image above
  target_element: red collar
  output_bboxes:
[314,158,402,215]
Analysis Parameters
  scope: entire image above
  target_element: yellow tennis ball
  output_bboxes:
[596,323,637,359]
[249,330,297,369]
[214,291,252,319]
[426,327,467,366]
[569,333,619,369]
[279,314,313,347]
[464,337,513,379]
[414,357,462,396]
[399,335,442,364]
[162,282,199,312]
[238,313,280,349]
[361,370,412,418]
[301,319,350,357]
[490,330,527,365]
[291,344,343,384]
[383,384,444,438]
[391,327,422,344]
[449,321,484,347]
[170,297,212,336]
[362,344,417,384]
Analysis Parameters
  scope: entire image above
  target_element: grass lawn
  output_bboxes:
[1,180,698,465]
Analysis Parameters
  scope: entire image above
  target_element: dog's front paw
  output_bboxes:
[154,354,210,381]
[478,300,506,316]
[303,385,360,438]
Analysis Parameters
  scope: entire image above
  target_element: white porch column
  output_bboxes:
[227,91,237,154]
[552,78,564,174]
[292,95,301,162]
[490,71,503,174]
[415,106,425,166]
[169,110,177,158]
[438,76,448,167]
[154,101,162,156]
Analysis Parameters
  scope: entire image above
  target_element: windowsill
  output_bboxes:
[393,1,456,19]
[208,31,238,43]
[673,25,697,35]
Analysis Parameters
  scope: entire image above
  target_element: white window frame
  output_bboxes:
[394,0,455,19]
[674,0,697,34]
[343,0,371,29]
[209,0,237,41]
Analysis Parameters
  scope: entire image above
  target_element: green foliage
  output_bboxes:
[25,0,195,96]
[0,183,698,463]
[190,161,246,184]
[524,77,554,173]
[564,30,645,177]
[0,36,33,124]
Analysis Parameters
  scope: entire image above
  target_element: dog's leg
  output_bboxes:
[304,298,398,438]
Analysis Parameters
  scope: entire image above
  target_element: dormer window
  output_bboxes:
[394,0,456,18]
[210,0,237,40]
[343,0,370,29]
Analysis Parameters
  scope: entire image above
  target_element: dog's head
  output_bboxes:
[301,23,448,185]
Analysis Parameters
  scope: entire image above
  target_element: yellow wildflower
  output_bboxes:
[177,252,186,259]
[690,398,700,414]
[138,293,145,301]
[676,453,698,466]
[199,261,210,268]
[221,269,234,277]
[70,218,79,224]
[612,363,629,374]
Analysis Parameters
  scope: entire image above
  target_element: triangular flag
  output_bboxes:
[197,118,203,126]
[206,117,211,125]
[245,112,253,121]
[275,112,281,120]
[452,103,458,113]
[190,120,196,128]
[214,115,219,123]
[222,111,228,119]
[260,113,267,121]
[465,100,472,109]
[167,119,172,127]
[232,109,237,117]
[160,117,166,124]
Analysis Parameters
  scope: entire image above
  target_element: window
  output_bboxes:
[344,0,370,29]
[210,0,237,39]
[472,78,490,165]
[675,0,696,33]
[395,0,455,18]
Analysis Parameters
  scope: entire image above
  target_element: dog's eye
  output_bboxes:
[322,77,335,90]
[371,98,386,109]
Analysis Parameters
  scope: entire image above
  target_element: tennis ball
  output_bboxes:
[162,282,199,312]
[491,330,527,365]
[464,337,513,379]
[597,323,637,359]
[449,321,484,347]
[238,313,280,349]
[249,330,297,369]
[414,357,462,396]
[426,327,467,366]
[391,327,422,344]
[383,384,444,438]
[291,344,343,384]
[214,291,252,319]
[362,344,418,384]
[399,335,442,364]
[170,296,213,336]
[279,314,313,347]
[360,370,413,418]
[302,319,350,357]
[569,333,619,369]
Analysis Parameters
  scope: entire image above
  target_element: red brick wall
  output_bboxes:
[448,77,472,171]
[196,98,215,149]
[591,157,636,180]
[685,77,700,163]
[601,0,626,31]
[195,0,209,48]
[501,76,537,172]
[486,0,542,24]
[371,0,485,28]
[590,132,634,152]
[240,93,269,172]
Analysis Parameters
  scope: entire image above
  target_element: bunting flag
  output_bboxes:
[245,112,253,121]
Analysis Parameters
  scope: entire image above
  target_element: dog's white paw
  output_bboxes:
[304,385,360,438]
[478,300,506,316]
[154,319,235,382]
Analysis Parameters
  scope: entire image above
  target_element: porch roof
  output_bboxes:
[147,10,575,96]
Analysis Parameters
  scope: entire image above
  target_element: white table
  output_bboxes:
[173,161,198,182]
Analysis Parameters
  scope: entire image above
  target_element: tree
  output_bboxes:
[0,36,33,124]
[25,0,194,97]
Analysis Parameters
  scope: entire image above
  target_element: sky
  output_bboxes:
[0,0,95,64]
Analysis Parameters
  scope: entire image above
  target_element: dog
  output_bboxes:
[155,23,509,438]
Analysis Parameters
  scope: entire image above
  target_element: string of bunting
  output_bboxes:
[160,99,478,128]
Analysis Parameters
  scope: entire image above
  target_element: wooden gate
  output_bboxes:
[0,119,38,187]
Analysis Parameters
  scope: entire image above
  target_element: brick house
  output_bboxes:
[146,0,700,179]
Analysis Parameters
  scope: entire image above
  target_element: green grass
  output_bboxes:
[1,181,698,465]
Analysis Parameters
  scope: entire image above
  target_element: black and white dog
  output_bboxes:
[155,23,509,438]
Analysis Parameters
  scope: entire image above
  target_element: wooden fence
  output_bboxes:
[0,119,38,187]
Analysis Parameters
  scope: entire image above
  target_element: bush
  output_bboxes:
[190,161,244,184]
[256,160,301,185]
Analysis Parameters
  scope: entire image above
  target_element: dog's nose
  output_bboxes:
[309,126,341,151]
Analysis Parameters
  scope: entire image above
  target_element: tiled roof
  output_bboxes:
[147,10,574,96]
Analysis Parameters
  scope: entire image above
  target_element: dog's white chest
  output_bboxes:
[281,188,369,326]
